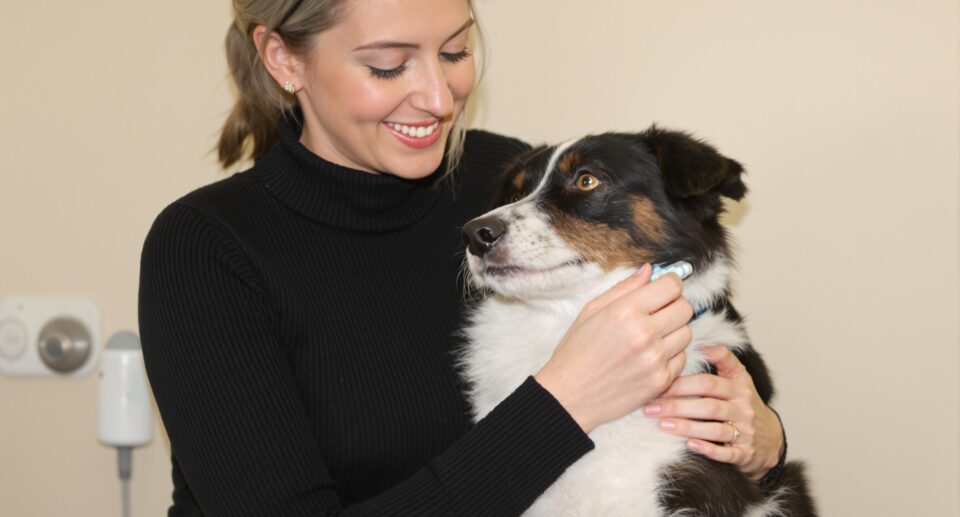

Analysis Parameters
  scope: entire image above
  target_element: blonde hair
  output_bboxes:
[217,0,481,176]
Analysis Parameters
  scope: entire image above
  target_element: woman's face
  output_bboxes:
[295,0,475,178]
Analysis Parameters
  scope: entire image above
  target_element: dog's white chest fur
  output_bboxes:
[461,264,748,517]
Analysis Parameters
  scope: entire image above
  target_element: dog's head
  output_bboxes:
[462,127,746,299]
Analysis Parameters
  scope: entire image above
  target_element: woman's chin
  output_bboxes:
[381,148,447,180]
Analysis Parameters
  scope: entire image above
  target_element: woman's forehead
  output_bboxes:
[332,0,473,46]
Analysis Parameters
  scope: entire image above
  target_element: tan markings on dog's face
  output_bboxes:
[512,170,526,191]
[630,195,667,243]
[550,211,655,270]
[558,151,582,175]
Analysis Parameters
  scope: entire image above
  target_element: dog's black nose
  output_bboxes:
[462,217,507,256]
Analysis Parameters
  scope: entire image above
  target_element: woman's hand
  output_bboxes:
[643,344,784,481]
[535,264,694,434]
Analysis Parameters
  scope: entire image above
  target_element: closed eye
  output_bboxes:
[368,64,406,79]
[369,48,472,80]
[441,48,472,63]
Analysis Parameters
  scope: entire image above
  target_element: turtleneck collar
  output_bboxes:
[248,111,446,232]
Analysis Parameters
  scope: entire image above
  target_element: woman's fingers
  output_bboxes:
[626,273,687,314]
[645,396,736,423]
[660,323,693,361]
[599,272,686,324]
[666,349,688,382]
[580,264,652,319]
[648,343,784,480]
[700,344,748,379]
[656,372,738,400]
[650,295,694,336]
[658,418,742,444]
[686,440,754,475]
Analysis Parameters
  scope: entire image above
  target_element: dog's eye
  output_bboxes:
[576,173,601,191]
[508,193,522,204]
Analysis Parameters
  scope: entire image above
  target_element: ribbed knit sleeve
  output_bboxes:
[140,203,332,516]
[139,201,594,517]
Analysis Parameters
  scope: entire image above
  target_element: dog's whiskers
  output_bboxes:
[457,257,485,302]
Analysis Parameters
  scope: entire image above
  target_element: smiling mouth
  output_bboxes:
[384,120,444,149]
[483,259,584,277]
[385,120,440,138]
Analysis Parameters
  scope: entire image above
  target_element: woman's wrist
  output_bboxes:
[533,371,596,434]
[758,407,788,488]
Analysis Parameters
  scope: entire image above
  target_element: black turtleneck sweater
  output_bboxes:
[138,117,594,517]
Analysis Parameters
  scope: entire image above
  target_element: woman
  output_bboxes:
[139,0,786,515]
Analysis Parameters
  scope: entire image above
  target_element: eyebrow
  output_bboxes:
[353,19,475,51]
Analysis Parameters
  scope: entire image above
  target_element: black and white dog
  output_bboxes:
[459,128,815,516]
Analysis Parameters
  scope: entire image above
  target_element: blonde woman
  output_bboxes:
[139,0,787,514]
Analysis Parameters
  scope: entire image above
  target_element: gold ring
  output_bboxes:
[726,422,741,446]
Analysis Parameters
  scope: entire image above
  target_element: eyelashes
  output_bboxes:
[367,48,473,80]
[368,65,405,80]
[441,48,473,64]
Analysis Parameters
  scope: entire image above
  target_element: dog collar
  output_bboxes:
[691,305,709,321]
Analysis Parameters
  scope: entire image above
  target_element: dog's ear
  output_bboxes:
[640,126,747,202]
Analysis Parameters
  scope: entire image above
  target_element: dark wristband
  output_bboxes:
[758,407,787,489]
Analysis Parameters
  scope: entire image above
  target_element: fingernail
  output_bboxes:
[687,440,701,452]
[645,403,661,415]
[660,420,676,430]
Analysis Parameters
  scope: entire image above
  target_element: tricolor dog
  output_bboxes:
[459,128,815,516]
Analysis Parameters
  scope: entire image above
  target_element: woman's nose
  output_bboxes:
[409,59,455,117]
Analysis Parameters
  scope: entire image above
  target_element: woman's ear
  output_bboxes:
[252,25,304,91]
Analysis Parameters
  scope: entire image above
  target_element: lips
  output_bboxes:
[384,120,443,149]
[482,259,584,277]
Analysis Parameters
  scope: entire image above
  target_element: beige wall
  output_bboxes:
[1,1,957,515]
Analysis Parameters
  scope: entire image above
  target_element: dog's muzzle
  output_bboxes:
[462,216,507,257]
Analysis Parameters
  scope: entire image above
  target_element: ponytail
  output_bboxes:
[218,22,292,169]
[218,1,339,169]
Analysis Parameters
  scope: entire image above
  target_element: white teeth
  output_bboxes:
[389,121,439,139]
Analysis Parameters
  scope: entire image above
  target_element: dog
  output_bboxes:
[459,128,815,516]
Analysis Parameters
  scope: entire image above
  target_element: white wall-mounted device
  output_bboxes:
[0,298,101,377]
[98,331,154,447]
[98,331,153,517]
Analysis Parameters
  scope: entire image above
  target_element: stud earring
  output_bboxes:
[282,81,296,94]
